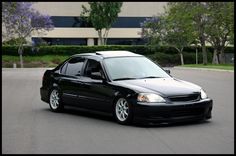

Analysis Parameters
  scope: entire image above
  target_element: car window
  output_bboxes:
[84,59,105,79]
[65,57,85,76]
[60,62,68,75]
[104,56,170,80]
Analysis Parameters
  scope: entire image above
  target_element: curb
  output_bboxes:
[2,68,54,71]
[173,66,234,72]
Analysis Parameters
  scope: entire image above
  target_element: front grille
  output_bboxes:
[168,93,200,102]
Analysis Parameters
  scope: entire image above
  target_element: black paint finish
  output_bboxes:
[40,52,213,124]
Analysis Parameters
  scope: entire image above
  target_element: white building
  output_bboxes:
[32,2,167,45]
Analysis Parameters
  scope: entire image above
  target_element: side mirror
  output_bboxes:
[90,72,103,80]
[165,69,170,74]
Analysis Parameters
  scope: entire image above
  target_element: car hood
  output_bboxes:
[113,77,201,97]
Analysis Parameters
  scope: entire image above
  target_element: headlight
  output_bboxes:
[137,93,166,103]
[200,89,208,99]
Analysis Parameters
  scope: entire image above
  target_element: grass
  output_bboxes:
[2,55,69,68]
[178,64,234,71]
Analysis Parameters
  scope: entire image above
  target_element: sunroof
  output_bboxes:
[95,51,140,57]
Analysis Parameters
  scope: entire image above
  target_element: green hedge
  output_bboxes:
[2,45,154,56]
[147,51,213,66]
[1,45,232,66]
[2,45,234,56]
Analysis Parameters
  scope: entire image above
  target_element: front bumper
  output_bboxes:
[133,99,213,124]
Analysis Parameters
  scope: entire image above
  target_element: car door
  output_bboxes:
[58,57,86,107]
[78,58,114,112]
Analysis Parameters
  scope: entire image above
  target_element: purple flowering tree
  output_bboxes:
[2,2,54,68]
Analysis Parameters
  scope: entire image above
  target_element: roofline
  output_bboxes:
[71,51,143,59]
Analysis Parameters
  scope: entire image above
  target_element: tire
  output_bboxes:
[49,88,64,112]
[113,97,133,125]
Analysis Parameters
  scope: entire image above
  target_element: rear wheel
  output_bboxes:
[114,97,133,125]
[49,88,64,112]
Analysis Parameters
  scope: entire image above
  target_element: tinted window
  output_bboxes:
[66,57,85,76]
[51,16,93,27]
[48,38,87,45]
[51,16,149,28]
[60,62,68,75]
[84,59,105,78]
[32,37,147,46]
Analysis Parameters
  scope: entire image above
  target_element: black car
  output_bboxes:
[40,51,213,125]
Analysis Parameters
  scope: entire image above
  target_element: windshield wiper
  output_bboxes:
[113,77,137,81]
[139,76,163,79]
[113,76,164,81]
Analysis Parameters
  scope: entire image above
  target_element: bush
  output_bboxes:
[2,38,27,46]
[147,53,179,66]
[2,45,154,56]
[2,45,234,56]
[1,45,231,66]
[147,51,213,66]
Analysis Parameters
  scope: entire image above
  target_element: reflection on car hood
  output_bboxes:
[113,78,201,97]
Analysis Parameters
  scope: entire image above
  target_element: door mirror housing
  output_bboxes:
[165,69,170,74]
[90,72,104,80]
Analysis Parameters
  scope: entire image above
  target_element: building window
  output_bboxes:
[51,16,150,28]
[32,38,147,45]
[32,38,87,45]
[107,38,147,45]
[51,16,93,27]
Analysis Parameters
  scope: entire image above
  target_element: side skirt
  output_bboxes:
[63,105,113,117]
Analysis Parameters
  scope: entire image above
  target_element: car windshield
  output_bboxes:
[103,56,171,81]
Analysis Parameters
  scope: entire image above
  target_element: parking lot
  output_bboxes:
[2,68,234,154]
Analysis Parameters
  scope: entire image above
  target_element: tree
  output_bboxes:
[206,2,234,64]
[140,16,163,49]
[178,2,210,65]
[2,37,27,46]
[142,2,234,65]
[141,3,196,65]
[163,3,197,65]
[81,2,122,45]
[2,2,54,68]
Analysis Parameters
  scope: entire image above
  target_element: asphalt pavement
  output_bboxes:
[2,68,234,154]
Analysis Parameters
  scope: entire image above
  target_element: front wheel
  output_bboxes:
[114,97,133,125]
[49,88,64,112]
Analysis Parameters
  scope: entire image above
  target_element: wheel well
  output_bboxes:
[112,93,134,108]
[112,96,122,108]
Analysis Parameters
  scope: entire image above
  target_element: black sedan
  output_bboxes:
[40,51,213,125]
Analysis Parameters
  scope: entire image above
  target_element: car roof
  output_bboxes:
[72,51,142,59]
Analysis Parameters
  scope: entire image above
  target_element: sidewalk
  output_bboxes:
[173,66,234,72]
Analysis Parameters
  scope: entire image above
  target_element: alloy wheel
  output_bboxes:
[115,98,129,122]
[50,89,60,110]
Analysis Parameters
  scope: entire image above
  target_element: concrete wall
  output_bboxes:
[32,2,167,17]
[32,28,142,38]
